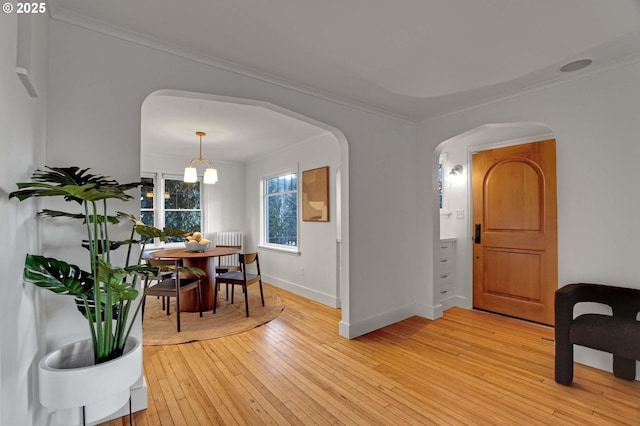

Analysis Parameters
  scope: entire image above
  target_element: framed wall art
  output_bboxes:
[302,166,329,222]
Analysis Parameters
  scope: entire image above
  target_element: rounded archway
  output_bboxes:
[140,90,351,332]
[433,122,555,317]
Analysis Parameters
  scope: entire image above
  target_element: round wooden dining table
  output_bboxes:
[150,246,240,312]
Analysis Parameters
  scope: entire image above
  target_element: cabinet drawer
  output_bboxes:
[438,255,454,272]
[437,270,454,285]
[438,282,455,298]
[438,242,453,256]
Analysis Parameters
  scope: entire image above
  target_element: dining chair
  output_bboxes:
[142,255,174,311]
[142,258,203,332]
[213,252,264,317]
[215,244,242,300]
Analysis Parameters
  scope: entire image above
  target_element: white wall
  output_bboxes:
[245,133,341,306]
[1,12,48,426]
[418,59,640,373]
[45,19,418,342]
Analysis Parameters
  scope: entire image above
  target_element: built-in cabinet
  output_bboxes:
[436,238,456,303]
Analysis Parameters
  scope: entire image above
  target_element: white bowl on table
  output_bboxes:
[184,241,209,252]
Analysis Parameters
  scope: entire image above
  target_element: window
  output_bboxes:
[439,153,447,211]
[140,174,202,243]
[164,178,201,241]
[264,173,298,247]
[140,177,155,226]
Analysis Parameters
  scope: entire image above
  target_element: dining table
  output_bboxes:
[149,246,241,312]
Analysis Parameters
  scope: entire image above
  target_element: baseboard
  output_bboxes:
[414,302,442,320]
[338,303,415,339]
[440,295,468,310]
[574,346,640,380]
[263,274,338,307]
[338,320,350,338]
[415,295,470,321]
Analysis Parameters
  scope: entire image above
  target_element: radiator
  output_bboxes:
[215,231,243,267]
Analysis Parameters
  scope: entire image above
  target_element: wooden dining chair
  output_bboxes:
[213,252,264,317]
[142,255,174,311]
[142,258,202,332]
[215,244,242,300]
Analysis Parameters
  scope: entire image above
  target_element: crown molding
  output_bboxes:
[48,6,416,124]
[46,0,60,18]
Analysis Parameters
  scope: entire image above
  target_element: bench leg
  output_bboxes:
[613,355,636,380]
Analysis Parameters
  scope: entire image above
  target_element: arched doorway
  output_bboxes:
[140,90,351,334]
[434,122,556,321]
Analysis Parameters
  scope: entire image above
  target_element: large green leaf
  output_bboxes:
[31,166,118,187]
[10,182,94,202]
[118,211,188,243]
[117,212,145,227]
[38,209,86,220]
[138,226,188,243]
[73,296,119,322]
[96,261,138,303]
[9,166,144,204]
[126,263,205,280]
[23,255,93,297]
[126,263,161,276]
[39,209,120,224]
[107,281,139,302]
[181,266,206,276]
[81,239,125,254]
[10,182,128,203]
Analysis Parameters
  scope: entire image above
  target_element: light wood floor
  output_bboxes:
[103,285,640,425]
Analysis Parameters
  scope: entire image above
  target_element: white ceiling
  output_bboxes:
[52,0,640,157]
[141,94,329,162]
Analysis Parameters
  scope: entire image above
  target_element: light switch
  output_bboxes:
[455,209,464,219]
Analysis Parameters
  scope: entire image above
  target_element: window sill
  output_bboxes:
[258,244,301,256]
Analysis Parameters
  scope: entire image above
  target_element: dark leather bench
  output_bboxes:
[555,283,640,385]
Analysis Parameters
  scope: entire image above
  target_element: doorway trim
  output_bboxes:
[433,122,555,318]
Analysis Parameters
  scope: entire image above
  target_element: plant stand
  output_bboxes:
[39,336,142,425]
[68,395,132,426]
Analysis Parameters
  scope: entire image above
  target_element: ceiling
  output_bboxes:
[52,0,640,157]
[141,94,330,163]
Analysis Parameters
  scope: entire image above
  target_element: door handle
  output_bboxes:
[474,224,481,244]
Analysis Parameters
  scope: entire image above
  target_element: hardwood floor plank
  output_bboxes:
[100,285,640,425]
[237,333,345,425]
[222,335,319,424]
[176,342,241,425]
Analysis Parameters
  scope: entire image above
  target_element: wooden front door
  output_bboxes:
[472,139,558,325]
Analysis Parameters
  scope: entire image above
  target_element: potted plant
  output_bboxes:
[9,166,201,424]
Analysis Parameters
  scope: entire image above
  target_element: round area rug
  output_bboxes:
[142,285,284,345]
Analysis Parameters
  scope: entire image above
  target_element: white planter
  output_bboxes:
[39,336,143,425]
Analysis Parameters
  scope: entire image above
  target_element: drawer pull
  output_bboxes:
[440,290,448,294]
[441,274,449,279]
[440,246,448,249]
[441,259,448,263]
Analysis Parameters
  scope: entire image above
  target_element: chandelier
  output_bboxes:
[183,131,218,184]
